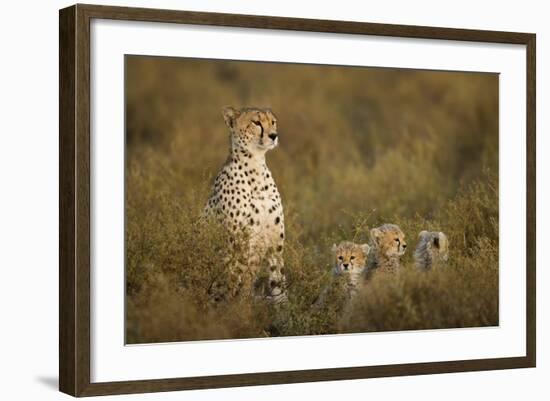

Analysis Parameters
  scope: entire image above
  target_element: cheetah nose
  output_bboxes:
[402,244,407,249]
[343,263,349,269]
[268,132,278,141]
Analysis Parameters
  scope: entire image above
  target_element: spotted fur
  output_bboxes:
[204,106,286,303]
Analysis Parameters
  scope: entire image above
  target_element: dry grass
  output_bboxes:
[125,56,499,343]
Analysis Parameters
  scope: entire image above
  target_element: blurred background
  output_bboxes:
[125,56,499,343]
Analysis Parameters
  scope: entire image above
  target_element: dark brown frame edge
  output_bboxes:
[59,3,536,397]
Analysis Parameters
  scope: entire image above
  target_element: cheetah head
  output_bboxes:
[332,241,369,276]
[418,230,449,262]
[222,106,279,155]
[370,224,407,259]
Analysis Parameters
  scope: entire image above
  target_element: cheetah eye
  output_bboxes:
[251,120,263,136]
[338,256,343,261]
[394,238,400,242]
[350,256,355,260]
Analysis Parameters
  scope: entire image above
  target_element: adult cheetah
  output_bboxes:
[204,106,286,303]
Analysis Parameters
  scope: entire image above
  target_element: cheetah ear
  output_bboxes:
[360,243,370,256]
[433,234,440,249]
[370,228,382,245]
[331,243,338,253]
[438,231,447,246]
[418,230,429,239]
[222,106,240,129]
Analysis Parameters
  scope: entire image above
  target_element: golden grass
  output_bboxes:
[125,56,498,343]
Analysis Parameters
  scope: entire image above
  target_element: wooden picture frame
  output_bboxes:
[59,3,536,397]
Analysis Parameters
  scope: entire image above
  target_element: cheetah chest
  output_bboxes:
[207,159,284,254]
[247,170,284,251]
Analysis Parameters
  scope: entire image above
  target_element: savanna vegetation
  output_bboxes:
[125,56,499,344]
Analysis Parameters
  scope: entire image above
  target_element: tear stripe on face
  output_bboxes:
[252,120,264,137]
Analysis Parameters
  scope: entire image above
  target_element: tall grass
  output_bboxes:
[125,56,498,343]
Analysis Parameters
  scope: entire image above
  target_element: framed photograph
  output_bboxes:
[59,4,536,397]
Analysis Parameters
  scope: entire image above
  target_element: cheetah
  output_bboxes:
[204,106,286,303]
[367,224,407,273]
[331,241,370,298]
[313,241,370,309]
[414,231,449,270]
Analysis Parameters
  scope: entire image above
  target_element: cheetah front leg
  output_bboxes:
[207,257,243,303]
[261,252,287,305]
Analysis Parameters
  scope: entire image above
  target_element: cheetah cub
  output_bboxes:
[367,224,407,273]
[204,106,286,303]
[414,231,449,270]
[332,241,370,298]
[313,241,370,309]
